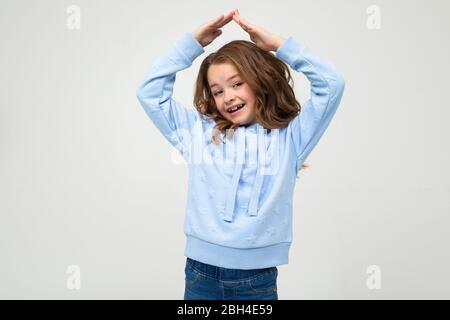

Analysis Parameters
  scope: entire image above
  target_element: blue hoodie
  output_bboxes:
[136,32,345,269]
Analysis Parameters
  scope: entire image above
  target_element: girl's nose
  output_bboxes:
[225,91,236,103]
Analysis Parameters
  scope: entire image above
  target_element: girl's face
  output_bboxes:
[207,62,257,126]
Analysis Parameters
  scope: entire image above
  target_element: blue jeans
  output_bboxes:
[184,257,278,300]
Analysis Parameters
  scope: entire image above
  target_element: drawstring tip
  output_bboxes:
[222,210,234,222]
[248,210,258,217]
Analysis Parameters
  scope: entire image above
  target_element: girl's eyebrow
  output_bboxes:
[210,74,240,88]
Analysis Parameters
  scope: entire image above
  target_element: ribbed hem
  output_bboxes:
[184,235,291,270]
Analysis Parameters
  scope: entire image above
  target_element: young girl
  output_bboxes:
[136,9,345,300]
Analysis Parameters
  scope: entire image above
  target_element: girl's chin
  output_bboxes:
[222,112,254,125]
[226,116,242,123]
[229,116,254,125]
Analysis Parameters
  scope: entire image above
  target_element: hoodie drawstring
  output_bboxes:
[223,127,245,222]
[222,125,267,222]
[248,127,265,216]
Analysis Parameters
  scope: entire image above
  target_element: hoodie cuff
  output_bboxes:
[173,32,205,63]
[275,36,305,66]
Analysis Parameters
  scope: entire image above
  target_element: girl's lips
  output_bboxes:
[229,104,245,117]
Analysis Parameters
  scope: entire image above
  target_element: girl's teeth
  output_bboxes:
[229,104,244,112]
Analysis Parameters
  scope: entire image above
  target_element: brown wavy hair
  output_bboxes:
[193,39,309,171]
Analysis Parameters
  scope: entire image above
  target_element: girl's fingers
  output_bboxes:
[206,9,238,33]
[234,13,246,25]
[234,15,250,32]
[238,16,252,29]
[207,15,224,27]
[216,11,234,28]
[233,15,241,27]
[237,11,254,28]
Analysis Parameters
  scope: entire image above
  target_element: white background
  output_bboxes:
[1,0,449,299]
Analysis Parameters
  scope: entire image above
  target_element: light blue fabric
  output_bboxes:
[136,32,345,269]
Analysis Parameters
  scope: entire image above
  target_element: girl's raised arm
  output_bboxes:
[135,10,236,157]
[135,34,203,158]
[279,40,345,174]
[233,11,346,174]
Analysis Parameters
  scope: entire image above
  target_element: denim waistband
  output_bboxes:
[186,257,277,281]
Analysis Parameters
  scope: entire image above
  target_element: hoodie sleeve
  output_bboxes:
[275,37,345,174]
[135,32,205,156]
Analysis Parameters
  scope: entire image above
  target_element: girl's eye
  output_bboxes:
[213,82,243,96]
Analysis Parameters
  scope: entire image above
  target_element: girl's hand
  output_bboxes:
[233,10,286,52]
[192,9,237,47]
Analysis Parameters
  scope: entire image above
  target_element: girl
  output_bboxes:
[136,9,345,300]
